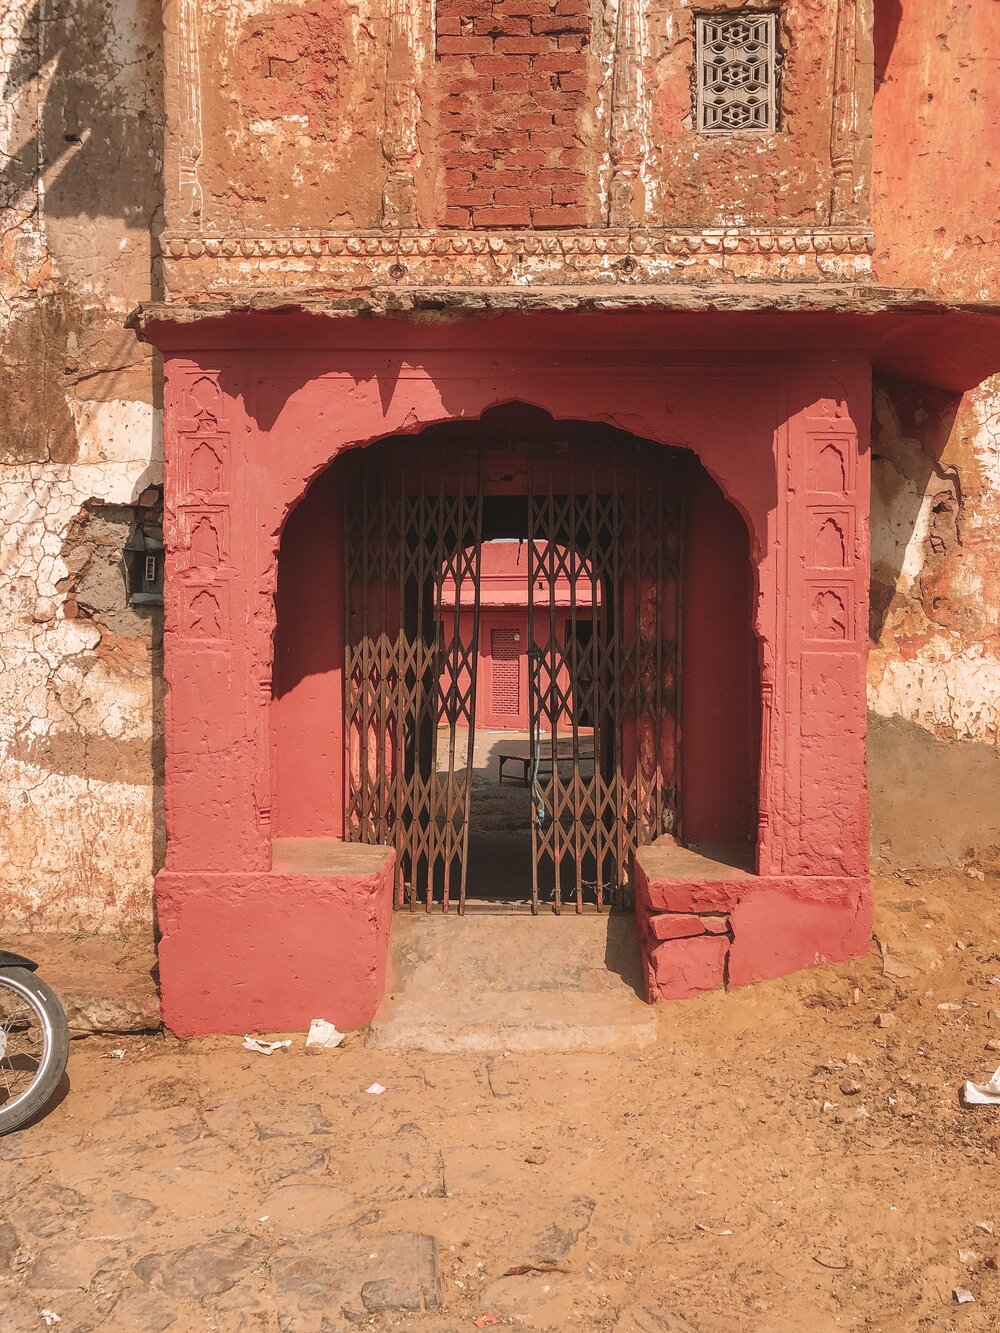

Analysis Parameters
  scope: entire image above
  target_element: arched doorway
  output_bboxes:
[154,339,873,1034]
[275,403,758,915]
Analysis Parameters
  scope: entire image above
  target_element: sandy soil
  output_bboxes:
[3,870,1000,1331]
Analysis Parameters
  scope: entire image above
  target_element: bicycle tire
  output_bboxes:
[0,969,69,1134]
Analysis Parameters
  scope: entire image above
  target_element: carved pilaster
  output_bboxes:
[381,0,424,228]
[176,0,204,226]
[830,0,860,224]
[607,0,648,227]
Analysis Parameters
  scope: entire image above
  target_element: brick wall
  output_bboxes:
[436,0,594,228]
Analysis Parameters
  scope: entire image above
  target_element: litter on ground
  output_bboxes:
[306,1017,346,1053]
[242,1037,292,1056]
[961,1064,1000,1106]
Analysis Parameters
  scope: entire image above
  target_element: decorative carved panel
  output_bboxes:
[179,506,229,569]
[808,433,856,494]
[807,582,851,642]
[180,582,230,641]
[809,507,852,569]
[695,13,778,134]
[171,369,234,646]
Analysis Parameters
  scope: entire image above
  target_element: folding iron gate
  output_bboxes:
[343,431,682,913]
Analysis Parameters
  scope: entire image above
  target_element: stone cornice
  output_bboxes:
[163,227,876,261]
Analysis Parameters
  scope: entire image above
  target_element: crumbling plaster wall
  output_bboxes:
[1,0,164,928]
[868,377,1000,868]
[866,1,1000,868]
[184,0,866,235]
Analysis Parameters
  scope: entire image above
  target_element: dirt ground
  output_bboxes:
[4,869,1000,1332]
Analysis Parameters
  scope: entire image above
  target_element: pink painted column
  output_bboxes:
[161,358,269,875]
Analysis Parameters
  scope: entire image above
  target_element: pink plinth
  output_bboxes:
[635,844,872,1003]
[156,841,394,1037]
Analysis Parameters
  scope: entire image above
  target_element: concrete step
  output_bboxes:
[367,912,658,1053]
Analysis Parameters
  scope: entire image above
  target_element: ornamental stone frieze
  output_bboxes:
[160,227,875,298]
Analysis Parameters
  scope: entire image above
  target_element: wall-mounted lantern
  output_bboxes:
[124,520,164,605]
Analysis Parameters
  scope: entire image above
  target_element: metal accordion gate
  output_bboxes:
[343,429,682,914]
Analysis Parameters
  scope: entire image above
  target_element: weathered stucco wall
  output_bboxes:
[866,0,1000,868]
[0,0,164,927]
[872,0,999,300]
[168,0,873,246]
[868,376,1000,868]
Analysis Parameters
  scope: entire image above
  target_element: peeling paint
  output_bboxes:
[0,0,163,930]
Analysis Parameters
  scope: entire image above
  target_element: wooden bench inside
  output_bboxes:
[498,746,597,786]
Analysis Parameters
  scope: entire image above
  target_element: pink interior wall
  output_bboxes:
[272,464,345,838]
[680,462,758,847]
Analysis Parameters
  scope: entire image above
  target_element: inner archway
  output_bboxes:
[273,403,759,914]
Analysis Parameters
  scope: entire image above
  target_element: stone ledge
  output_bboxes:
[135,282,993,327]
[162,227,877,261]
[157,854,396,1036]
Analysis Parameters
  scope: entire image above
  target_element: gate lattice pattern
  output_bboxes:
[343,431,681,913]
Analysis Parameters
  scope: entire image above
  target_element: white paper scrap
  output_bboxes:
[953,1287,976,1305]
[306,1018,346,1053]
[962,1064,1000,1106]
[242,1036,292,1056]
[366,1082,387,1096]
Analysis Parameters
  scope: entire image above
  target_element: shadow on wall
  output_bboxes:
[873,0,903,89]
[0,0,166,466]
[869,375,963,644]
[1,0,163,238]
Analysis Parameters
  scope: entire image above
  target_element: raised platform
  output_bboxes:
[156,839,395,1037]
[634,842,872,1002]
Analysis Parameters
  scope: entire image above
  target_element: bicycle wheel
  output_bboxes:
[0,969,69,1134]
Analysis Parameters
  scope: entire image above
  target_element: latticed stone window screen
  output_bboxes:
[695,13,778,134]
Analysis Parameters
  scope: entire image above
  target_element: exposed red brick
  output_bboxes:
[493,74,553,92]
[494,36,552,53]
[531,167,586,184]
[647,913,731,941]
[532,15,589,33]
[437,35,494,55]
[470,54,526,75]
[472,205,532,225]
[474,16,531,34]
[437,0,591,225]
[515,113,555,130]
[647,913,709,941]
